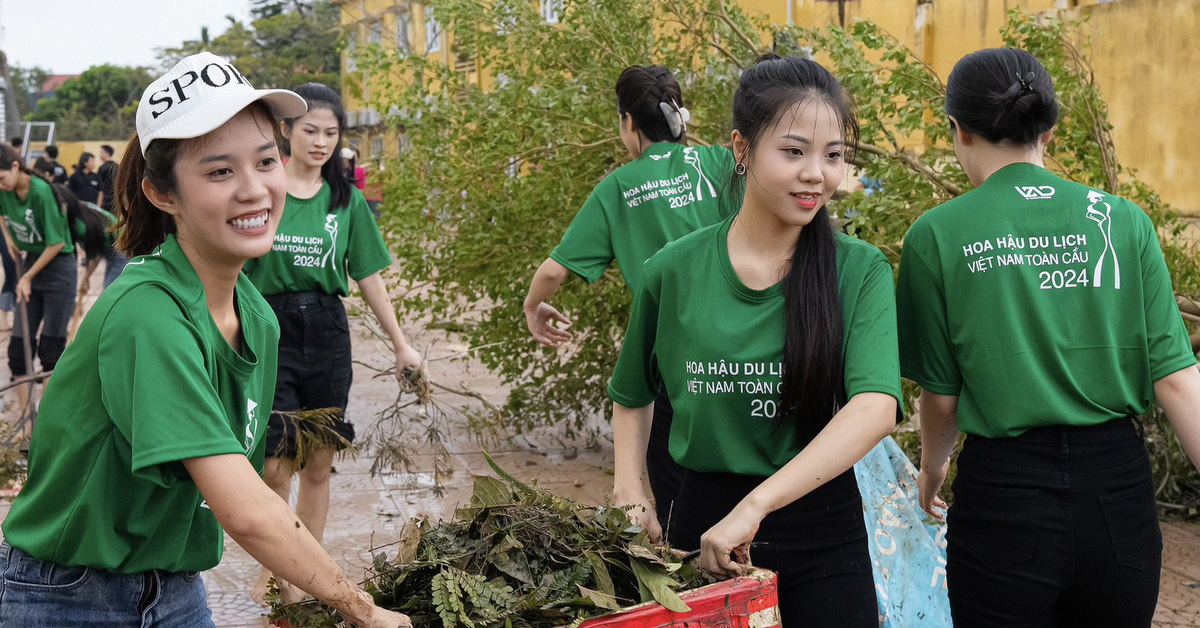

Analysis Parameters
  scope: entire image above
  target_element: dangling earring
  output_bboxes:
[735,162,746,176]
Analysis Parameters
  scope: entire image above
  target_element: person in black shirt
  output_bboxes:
[35,145,68,184]
[97,145,117,212]
[67,152,102,206]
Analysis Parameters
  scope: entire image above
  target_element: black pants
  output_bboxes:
[8,253,76,376]
[262,291,355,460]
[947,417,1161,627]
[668,468,877,627]
[647,387,685,531]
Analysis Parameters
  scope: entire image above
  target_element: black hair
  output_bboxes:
[52,183,107,259]
[100,145,115,157]
[45,145,58,159]
[731,54,860,440]
[0,143,50,183]
[945,47,1058,146]
[282,82,352,211]
[9,137,22,148]
[614,65,686,144]
[73,152,95,175]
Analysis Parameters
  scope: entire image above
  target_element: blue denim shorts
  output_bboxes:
[0,542,214,627]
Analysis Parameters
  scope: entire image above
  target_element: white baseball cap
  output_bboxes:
[136,52,308,155]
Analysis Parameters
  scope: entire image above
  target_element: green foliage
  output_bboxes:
[6,65,50,117]
[360,0,766,437]
[360,4,1200,506]
[26,65,154,140]
[158,0,340,89]
[269,454,712,627]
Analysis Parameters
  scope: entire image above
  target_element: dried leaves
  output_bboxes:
[269,453,712,627]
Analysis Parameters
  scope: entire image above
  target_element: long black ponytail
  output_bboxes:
[730,54,860,440]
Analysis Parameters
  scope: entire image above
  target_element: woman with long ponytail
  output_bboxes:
[609,55,900,625]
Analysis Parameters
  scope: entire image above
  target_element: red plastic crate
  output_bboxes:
[578,569,780,628]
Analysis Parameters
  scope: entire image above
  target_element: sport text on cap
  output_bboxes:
[136,52,307,155]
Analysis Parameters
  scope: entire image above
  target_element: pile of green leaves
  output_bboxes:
[269,454,712,627]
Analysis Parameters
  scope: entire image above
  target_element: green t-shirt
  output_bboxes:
[608,217,902,476]
[243,183,391,296]
[896,163,1196,438]
[2,234,279,573]
[73,202,119,258]
[550,142,735,295]
[0,175,75,255]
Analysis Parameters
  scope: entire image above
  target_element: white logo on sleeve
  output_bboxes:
[1015,185,1055,200]
[1085,190,1120,289]
[244,399,259,452]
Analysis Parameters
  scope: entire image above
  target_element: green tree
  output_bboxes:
[158,0,340,90]
[27,64,154,140]
[360,4,1200,505]
[6,65,50,115]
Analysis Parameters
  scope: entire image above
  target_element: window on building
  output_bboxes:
[397,12,411,53]
[346,30,358,72]
[425,7,441,53]
[372,135,385,157]
[369,20,383,45]
[540,0,562,24]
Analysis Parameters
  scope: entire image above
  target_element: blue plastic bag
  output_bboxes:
[854,437,951,627]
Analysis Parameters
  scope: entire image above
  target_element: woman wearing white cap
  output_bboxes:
[0,53,410,628]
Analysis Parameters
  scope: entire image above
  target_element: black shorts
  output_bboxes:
[262,292,355,461]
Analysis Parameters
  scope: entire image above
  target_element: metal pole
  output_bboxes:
[11,251,34,431]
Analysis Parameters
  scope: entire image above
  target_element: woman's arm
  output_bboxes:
[16,242,65,302]
[184,454,411,628]
[697,392,896,576]
[523,258,573,347]
[357,272,421,379]
[916,390,960,521]
[79,256,101,296]
[610,401,661,542]
[1155,365,1200,469]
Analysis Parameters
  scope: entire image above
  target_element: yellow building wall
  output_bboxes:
[786,0,1197,215]
[1083,0,1200,215]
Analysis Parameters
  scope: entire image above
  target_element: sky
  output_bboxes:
[1,0,254,75]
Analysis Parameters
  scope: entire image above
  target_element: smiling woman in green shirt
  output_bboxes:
[609,55,900,626]
[898,47,1200,627]
[525,65,735,530]
[0,52,409,628]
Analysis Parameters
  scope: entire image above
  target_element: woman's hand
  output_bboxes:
[698,503,763,578]
[918,459,950,521]
[394,343,422,383]
[342,590,413,628]
[525,302,572,347]
[348,607,413,628]
[614,493,662,544]
[16,274,32,303]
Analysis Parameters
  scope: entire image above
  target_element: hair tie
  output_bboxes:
[658,99,690,138]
